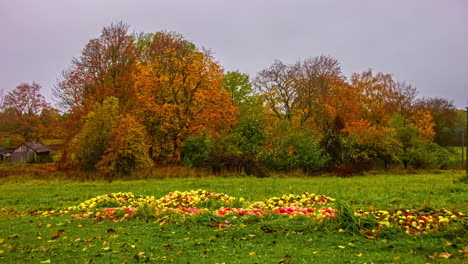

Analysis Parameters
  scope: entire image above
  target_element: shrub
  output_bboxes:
[404,142,453,169]
[182,131,211,168]
[261,131,327,174]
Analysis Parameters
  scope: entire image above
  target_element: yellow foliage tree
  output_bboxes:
[97,114,153,177]
[409,109,436,142]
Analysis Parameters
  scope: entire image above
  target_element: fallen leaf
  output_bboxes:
[439,252,452,259]
[8,234,19,239]
[46,224,52,228]
[110,234,119,239]
[51,233,60,239]
[134,252,146,260]
[277,255,292,264]
[0,238,4,243]
[249,252,256,256]
[106,228,115,233]
[40,260,51,264]
[163,244,173,251]
[356,253,362,257]
[338,245,346,249]
[348,242,356,247]
[261,227,276,233]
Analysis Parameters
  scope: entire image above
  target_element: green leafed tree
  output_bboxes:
[72,97,120,171]
[221,71,253,106]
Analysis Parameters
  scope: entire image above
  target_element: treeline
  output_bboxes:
[0,22,465,178]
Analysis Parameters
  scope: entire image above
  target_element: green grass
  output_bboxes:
[1,172,466,212]
[0,172,467,263]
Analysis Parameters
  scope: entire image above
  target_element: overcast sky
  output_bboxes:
[1,0,467,108]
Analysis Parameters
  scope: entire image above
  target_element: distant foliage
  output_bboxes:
[1,82,50,141]
[1,21,457,177]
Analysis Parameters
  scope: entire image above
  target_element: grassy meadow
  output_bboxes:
[0,170,467,263]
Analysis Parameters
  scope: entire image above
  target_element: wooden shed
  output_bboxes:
[11,142,51,163]
[0,148,13,161]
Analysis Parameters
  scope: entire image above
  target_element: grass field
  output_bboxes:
[0,171,467,263]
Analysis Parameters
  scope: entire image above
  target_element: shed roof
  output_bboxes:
[21,142,51,153]
[0,148,14,155]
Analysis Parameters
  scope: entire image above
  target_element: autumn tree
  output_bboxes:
[54,21,138,114]
[393,81,417,118]
[413,97,457,145]
[39,108,62,139]
[97,114,153,178]
[134,32,237,163]
[2,82,50,141]
[293,55,347,128]
[350,69,400,127]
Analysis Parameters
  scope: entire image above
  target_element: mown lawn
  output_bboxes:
[0,172,467,263]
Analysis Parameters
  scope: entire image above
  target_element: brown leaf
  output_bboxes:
[106,228,115,233]
[134,252,146,260]
[163,244,173,251]
[439,252,452,259]
[277,255,292,264]
[261,227,277,233]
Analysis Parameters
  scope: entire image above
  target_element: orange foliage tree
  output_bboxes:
[350,69,399,128]
[134,32,237,163]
